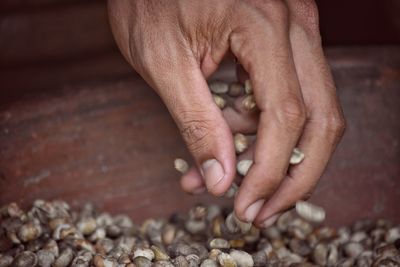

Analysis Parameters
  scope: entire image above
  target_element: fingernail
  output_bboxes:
[201,159,225,188]
[244,199,264,222]
[262,213,281,228]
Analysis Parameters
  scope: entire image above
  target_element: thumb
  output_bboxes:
[152,61,235,196]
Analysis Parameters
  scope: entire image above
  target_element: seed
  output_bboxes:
[229,250,254,267]
[0,255,13,267]
[132,256,152,267]
[133,248,155,261]
[185,220,207,235]
[236,160,253,176]
[213,94,227,109]
[228,82,244,97]
[12,251,38,267]
[200,258,218,267]
[385,227,400,243]
[76,217,97,235]
[251,251,267,267]
[234,134,248,154]
[153,261,174,267]
[209,81,229,94]
[290,148,305,165]
[54,248,74,267]
[174,158,189,174]
[151,245,170,261]
[172,255,189,267]
[343,242,364,258]
[93,254,118,267]
[208,249,222,261]
[218,252,237,267]
[244,80,252,94]
[225,212,252,234]
[37,250,55,267]
[17,222,42,242]
[209,238,230,250]
[224,183,238,199]
[295,201,326,223]
[242,95,256,110]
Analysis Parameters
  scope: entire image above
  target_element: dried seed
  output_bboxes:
[213,94,227,109]
[251,251,267,267]
[228,82,244,97]
[151,245,170,261]
[224,183,238,199]
[209,238,230,250]
[229,250,254,267]
[0,255,13,267]
[244,80,252,94]
[186,254,200,266]
[133,256,152,267]
[133,248,155,261]
[153,260,174,267]
[12,251,38,267]
[295,201,325,223]
[208,249,222,261]
[242,95,256,110]
[234,134,248,154]
[174,159,189,174]
[200,258,218,267]
[172,255,189,267]
[185,220,207,235]
[54,248,74,267]
[289,238,312,256]
[36,249,55,267]
[93,254,118,267]
[209,81,229,94]
[76,217,97,236]
[236,160,253,176]
[343,242,364,258]
[218,252,237,267]
[385,227,400,243]
[17,222,42,243]
[290,148,305,165]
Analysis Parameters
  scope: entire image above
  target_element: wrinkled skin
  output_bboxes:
[108,0,345,228]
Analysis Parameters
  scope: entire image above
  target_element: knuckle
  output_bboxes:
[180,115,213,154]
[324,112,346,138]
[276,98,306,131]
[292,0,321,40]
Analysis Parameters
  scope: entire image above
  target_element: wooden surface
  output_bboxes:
[0,47,399,226]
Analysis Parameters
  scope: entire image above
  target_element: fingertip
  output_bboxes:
[180,167,205,194]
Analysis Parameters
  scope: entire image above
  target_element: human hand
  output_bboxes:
[108,0,345,227]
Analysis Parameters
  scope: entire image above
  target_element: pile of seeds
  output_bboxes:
[0,200,399,267]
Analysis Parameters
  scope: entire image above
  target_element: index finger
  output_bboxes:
[229,1,306,222]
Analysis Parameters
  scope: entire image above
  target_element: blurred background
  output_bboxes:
[0,0,399,226]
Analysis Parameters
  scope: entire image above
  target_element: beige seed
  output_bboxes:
[290,148,305,165]
[244,80,252,94]
[225,212,252,234]
[209,81,229,94]
[209,238,230,249]
[229,250,254,267]
[237,160,253,176]
[201,258,218,267]
[242,95,256,110]
[295,201,326,223]
[151,245,170,261]
[218,252,238,267]
[133,248,155,261]
[228,82,244,97]
[234,134,248,154]
[224,183,238,198]
[213,94,226,109]
[174,158,189,174]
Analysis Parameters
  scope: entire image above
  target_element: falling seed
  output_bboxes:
[213,94,226,109]
[295,201,326,223]
[209,81,229,94]
[237,160,253,176]
[234,134,248,154]
[242,95,256,110]
[228,82,244,97]
[290,148,305,165]
[224,183,238,198]
[244,80,252,94]
[174,158,189,174]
